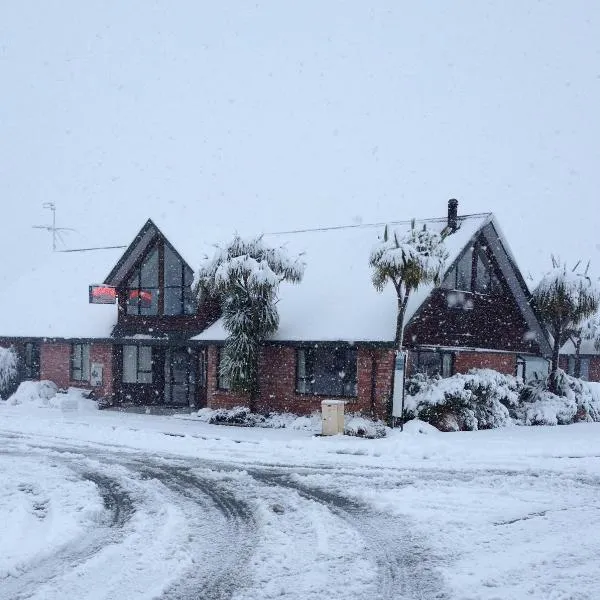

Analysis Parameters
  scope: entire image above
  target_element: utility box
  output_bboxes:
[321,400,345,435]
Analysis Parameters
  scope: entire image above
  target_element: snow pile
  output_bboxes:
[344,416,387,439]
[195,406,322,431]
[5,381,59,407]
[4,381,98,413]
[0,346,18,399]
[405,369,520,431]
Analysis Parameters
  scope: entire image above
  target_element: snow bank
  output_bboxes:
[4,381,98,413]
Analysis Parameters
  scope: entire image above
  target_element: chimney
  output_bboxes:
[447,198,458,232]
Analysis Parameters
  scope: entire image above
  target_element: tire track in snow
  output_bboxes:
[249,468,449,600]
[131,461,257,600]
[0,464,136,600]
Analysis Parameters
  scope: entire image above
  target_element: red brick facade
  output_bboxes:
[40,341,114,398]
[206,344,395,419]
[453,351,517,376]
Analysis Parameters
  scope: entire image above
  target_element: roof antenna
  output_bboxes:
[32,203,76,251]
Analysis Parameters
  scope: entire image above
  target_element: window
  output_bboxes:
[23,342,40,379]
[122,345,153,383]
[71,344,90,382]
[412,350,453,378]
[126,243,196,316]
[217,347,231,390]
[567,356,590,381]
[296,346,357,397]
[442,243,501,295]
[164,244,196,316]
[127,247,159,315]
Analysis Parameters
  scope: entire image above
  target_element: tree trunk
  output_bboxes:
[574,338,582,379]
[549,330,562,395]
[395,290,411,350]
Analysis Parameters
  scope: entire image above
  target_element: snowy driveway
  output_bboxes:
[2,400,600,599]
[0,432,447,600]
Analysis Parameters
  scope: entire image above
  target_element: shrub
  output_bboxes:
[0,347,18,399]
[404,369,522,431]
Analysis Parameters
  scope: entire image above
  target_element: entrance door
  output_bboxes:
[164,347,196,407]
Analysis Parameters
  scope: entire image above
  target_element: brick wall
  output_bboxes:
[40,341,114,398]
[207,344,395,418]
[453,351,516,375]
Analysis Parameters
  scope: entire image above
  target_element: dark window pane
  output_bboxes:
[140,247,159,287]
[139,289,159,316]
[138,346,152,372]
[164,244,182,287]
[456,248,473,291]
[183,287,196,315]
[123,346,137,383]
[415,351,442,377]
[296,347,357,397]
[441,353,453,378]
[164,287,183,315]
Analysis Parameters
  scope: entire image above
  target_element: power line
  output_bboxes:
[58,245,128,253]
[266,212,492,236]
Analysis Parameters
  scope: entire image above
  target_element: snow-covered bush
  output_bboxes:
[194,406,322,430]
[344,416,387,438]
[404,369,522,431]
[518,370,600,425]
[0,347,18,399]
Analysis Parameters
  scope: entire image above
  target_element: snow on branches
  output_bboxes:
[370,220,448,347]
[0,346,18,398]
[534,258,600,392]
[196,235,305,403]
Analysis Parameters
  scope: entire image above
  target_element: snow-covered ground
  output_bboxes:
[2,387,600,599]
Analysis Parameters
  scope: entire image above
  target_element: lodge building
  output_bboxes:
[0,202,557,418]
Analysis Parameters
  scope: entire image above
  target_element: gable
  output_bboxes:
[104,219,193,288]
[406,219,552,356]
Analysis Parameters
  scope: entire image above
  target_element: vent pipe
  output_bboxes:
[447,198,459,232]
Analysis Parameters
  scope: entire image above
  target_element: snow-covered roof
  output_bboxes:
[193,213,493,343]
[561,339,600,356]
[0,248,121,339]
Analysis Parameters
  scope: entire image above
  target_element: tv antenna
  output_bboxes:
[32,203,76,251]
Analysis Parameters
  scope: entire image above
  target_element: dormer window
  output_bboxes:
[125,242,196,317]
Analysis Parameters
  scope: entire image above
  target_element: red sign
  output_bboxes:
[89,285,117,304]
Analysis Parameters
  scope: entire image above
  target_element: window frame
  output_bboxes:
[443,242,502,296]
[412,350,454,378]
[295,346,358,398]
[70,343,90,382]
[125,241,195,317]
[122,345,153,384]
[23,342,40,380]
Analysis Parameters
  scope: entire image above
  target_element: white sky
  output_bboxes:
[1,1,599,286]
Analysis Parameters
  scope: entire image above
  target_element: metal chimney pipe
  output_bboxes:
[448,198,458,231]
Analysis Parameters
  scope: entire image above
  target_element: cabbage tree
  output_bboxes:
[533,259,600,392]
[196,235,304,410]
